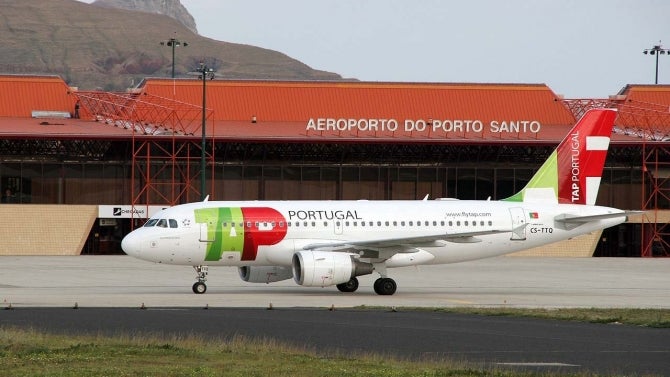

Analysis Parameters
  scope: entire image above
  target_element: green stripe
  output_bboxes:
[195,207,245,261]
[503,151,558,202]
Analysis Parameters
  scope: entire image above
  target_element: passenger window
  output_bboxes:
[457,221,461,226]
[385,221,389,226]
[393,221,397,226]
[432,221,437,226]
[361,222,365,227]
[409,221,413,226]
[377,221,382,226]
[401,221,405,226]
[369,221,373,226]
[311,221,316,227]
[345,221,350,227]
[488,221,493,226]
[440,221,445,226]
[449,221,453,226]
[303,221,308,227]
[169,219,178,228]
[464,221,469,226]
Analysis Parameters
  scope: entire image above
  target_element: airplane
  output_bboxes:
[121,108,636,295]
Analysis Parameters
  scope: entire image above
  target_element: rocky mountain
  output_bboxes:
[0,0,342,91]
[92,0,198,34]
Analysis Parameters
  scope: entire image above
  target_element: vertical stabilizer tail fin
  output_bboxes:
[504,108,617,205]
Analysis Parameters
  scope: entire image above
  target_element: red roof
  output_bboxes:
[602,85,670,138]
[0,117,133,140]
[0,75,658,144]
[135,79,580,143]
[141,79,575,123]
[621,84,670,105]
[0,75,77,117]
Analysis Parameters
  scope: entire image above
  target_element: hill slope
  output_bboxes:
[0,0,342,90]
[92,0,198,34]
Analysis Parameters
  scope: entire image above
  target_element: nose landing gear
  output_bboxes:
[192,265,208,294]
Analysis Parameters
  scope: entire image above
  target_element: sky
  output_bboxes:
[85,0,669,98]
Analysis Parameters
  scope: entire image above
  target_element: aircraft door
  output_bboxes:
[509,207,527,241]
[199,218,215,243]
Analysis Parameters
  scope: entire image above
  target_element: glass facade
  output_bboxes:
[0,160,643,209]
[0,140,648,256]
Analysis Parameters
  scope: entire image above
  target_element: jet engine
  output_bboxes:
[292,251,374,287]
[238,266,293,284]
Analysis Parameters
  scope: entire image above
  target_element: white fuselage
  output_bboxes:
[121,199,625,268]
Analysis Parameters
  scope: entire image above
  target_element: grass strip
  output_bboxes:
[353,307,670,328]
[0,326,622,377]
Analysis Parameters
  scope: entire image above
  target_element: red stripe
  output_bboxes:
[556,110,615,204]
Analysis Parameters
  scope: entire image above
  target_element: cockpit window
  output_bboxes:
[144,219,159,227]
[157,219,168,228]
[169,219,178,228]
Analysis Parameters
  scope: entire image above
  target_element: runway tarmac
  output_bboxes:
[2,255,669,375]
[1,255,669,308]
[1,307,669,376]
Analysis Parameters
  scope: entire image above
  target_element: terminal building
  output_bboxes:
[0,75,669,257]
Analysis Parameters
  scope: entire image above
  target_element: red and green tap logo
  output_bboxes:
[194,207,287,261]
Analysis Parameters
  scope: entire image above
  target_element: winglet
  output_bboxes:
[504,109,617,205]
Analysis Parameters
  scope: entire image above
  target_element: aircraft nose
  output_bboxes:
[121,231,141,257]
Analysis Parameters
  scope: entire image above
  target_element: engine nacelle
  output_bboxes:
[238,266,293,284]
[292,251,374,287]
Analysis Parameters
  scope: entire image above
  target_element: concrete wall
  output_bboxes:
[0,205,96,255]
[511,231,602,257]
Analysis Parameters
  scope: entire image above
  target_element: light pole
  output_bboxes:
[160,36,188,78]
[196,62,215,201]
[643,42,669,84]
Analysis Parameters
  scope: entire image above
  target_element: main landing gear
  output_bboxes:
[335,277,396,295]
[373,277,397,295]
[335,272,398,295]
[372,263,397,295]
[336,277,359,293]
[192,265,208,294]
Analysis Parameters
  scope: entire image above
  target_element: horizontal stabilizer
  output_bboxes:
[554,211,642,230]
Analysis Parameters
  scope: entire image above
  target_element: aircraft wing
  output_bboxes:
[302,229,509,254]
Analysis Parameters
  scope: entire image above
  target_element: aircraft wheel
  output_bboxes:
[336,277,359,293]
[373,278,397,296]
[192,282,207,294]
